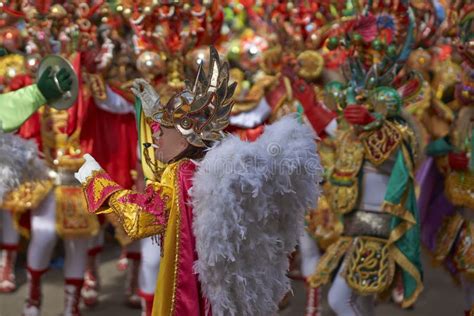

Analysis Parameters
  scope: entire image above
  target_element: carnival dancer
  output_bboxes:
[19,63,134,316]
[0,66,73,293]
[0,2,139,315]
[309,1,424,314]
[0,47,74,294]
[1,26,75,300]
[418,4,474,314]
[78,20,142,308]
[103,2,226,313]
[75,46,321,316]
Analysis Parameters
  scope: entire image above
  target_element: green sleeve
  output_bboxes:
[0,84,46,132]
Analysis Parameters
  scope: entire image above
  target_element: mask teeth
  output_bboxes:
[143,142,159,149]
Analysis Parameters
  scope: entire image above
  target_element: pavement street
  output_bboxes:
[0,241,464,316]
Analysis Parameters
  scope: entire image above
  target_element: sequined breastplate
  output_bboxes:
[40,107,84,172]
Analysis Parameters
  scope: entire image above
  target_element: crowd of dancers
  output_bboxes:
[0,0,473,316]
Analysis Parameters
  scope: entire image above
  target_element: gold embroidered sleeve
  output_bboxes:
[107,184,174,240]
[82,169,174,240]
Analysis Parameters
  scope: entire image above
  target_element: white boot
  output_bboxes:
[64,280,83,316]
[22,304,40,316]
[0,247,17,292]
[81,250,100,307]
[22,268,44,316]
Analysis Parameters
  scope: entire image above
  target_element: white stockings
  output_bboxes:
[139,237,161,295]
[27,191,89,278]
[299,230,321,278]
[327,264,375,316]
[1,210,19,246]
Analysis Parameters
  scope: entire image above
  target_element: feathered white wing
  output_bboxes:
[0,130,47,203]
[191,115,322,316]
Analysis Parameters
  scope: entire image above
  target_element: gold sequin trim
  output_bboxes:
[328,132,364,214]
[359,121,402,166]
[433,213,464,263]
[309,237,353,288]
[343,236,395,295]
[170,162,183,315]
[1,180,53,213]
[55,185,100,238]
[389,246,423,308]
[305,193,343,250]
[453,221,474,278]
[445,172,474,209]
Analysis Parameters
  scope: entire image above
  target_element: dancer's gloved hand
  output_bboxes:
[131,78,161,117]
[37,66,73,102]
[343,105,375,125]
[0,47,7,57]
[448,151,469,171]
[75,154,103,184]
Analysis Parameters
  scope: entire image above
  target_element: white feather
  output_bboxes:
[190,115,322,316]
[0,129,47,203]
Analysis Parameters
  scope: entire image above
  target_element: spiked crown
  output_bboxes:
[150,46,237,147]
